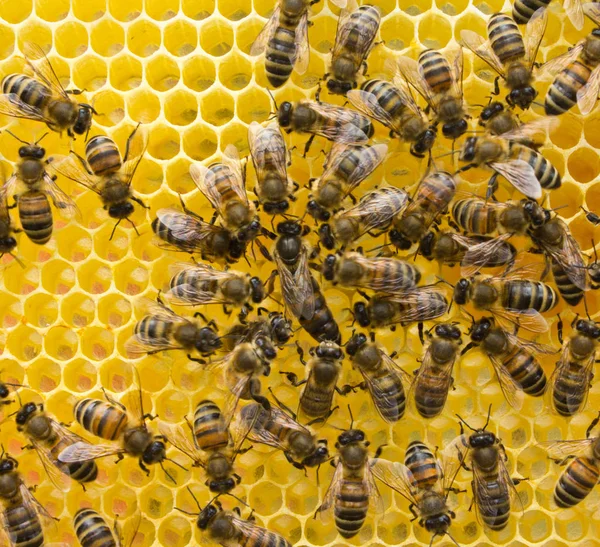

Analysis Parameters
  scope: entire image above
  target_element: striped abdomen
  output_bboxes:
[299,368,339,420]
[2,74,51,110]
[238,526,291,547]
[501,280,557,312]
[414,172,456,216]
[488,14,525,64]
[135,316,174,345]
[405,441,440,489]
[265,26,297,88]
[169,270,217,298]
[75,399,128,440]
[545,60,592,115]
[360,79,410,133]
[334,478,369,538]
[552,258,584,306]
[18,190,52,245]
[512,0,550,24]
[419,49,453,94]
[193,400,230,451]
[86,135,122,176]
[414,363,453,418]
[474,477,511,530]
[4,504,44,547]
[554,456,599,507]
[299,277,341,344]
[74,508,117,547]
[501,344,547,396]
[552,361,589,416]
[511,145,561,189]
[365,363,406,422]
[333,146,382,187]
[451,199,498,234]
[51,437,98,483]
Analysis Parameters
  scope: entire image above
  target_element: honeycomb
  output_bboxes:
[0,0,600,545]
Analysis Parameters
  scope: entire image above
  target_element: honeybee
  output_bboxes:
[543,3,600,116]
[453,267,558,333]
[322,252,421,292]
[49,124,148,240]
[316,426,384,538]
[461,8,547,110]
[318,187,408,250]
[125,295,221,363]
[479,101,520,136]
[444,410,523,531]
[397,48,468,139]
[0,43,95,137]
[281,341,345,423]
[58,387,175,482]
[14,402,98,492]
[513,0,584,29]
[238,402,329,469]
[1,132,78,245]
[539,412,600,507]
[389,171,457,250]
[222,311,293,352]
[307,142,388,222]
[347,78,436,157]
[190,144,261,244]
[345,333,411,423]
[158,400,253,493]
[248,121,295,215]
[277,99,373,156]
[324,2,381,95]
[353,286,449,330]
[0,198,21,267]
[550,318,600,416]
[412,324,463,418]
[74,508,140,547]
[167,262,265,320]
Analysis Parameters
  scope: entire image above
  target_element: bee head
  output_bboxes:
[249,276,265,303]
[353,302,370,328]
[411,128,437,157]
[278,102,293,127]
[468,430,496,448]
[306,199,330,221]
[0,383,9,399]
[0,235,17,254]
[507,87,536,110]
[424,514,451,533]
[453,278,470,305]
[238,219,261,242]
[315,341,342,360]
[435,323,461,340]
[479,101,504,123]
[345,332,367,356]
[196,328,222,354]
[143,439,167,464]
[197,504,219,530]
[208,478,236,493]
[276,220,304,236]
[326,78,354,95]
[19,144,45,159]
[15,402,37,426]
[442,118,468,139]
[419,231,436,259]
[460,137,477,162]
[470,318,492,342]
[74,105,94,135]
[322,254,337,281]
[318,223,335,250]
[263,200,290,214]
[576,319,600,339]
[388,229,412,250]
[303,440,330,467]
[0,456,16,474]
[337,429,365,447]
[108,202,135,219]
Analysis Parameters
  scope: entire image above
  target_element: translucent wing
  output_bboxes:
[396,56,437,109]
[440,434,470,484]
[492,306,549,333]
[541,43,583,77]
[382,286,448,323]
[41,173,80,219]
[169,261,238,283]
[488,354,525,409]
[167,262,242,305]
[58,441,124,462]
[241,403,307,451]
[158,421,205,466]
[564,0,584,29]
[23,43,69,98]
[0,94,53,124]
[501,117,558,143]
[47,154,100,193]
[18,482,57,525]
[539,438,595,460]
[391,72,427,117]
[370,458,419,504]
[318,460,345,519]
[302,101,370,143]
[584,2,600,26]
[248,122,288,184]
[250,7,281,56]
[231,514,288,545]
[448,46,465,100]
[346,89,397,129]
[294,13,310,75]
[460,30,506,78]
[577,66,600,116]
[549,345,593,414]
[489,159,542,199]
[30,440,72,492]
[503,330,557,354]
[0,175,20,207]
[461,233,514,276]
[275,247,316,319]
[523,7,548,69]
[473,455,523,519]
[347,254,417,292]
[222,144,247,202]
[411,347,455,410]
[120,124,149,186]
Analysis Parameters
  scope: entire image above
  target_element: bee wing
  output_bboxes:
[275,249,316,319]
[411,346,456,403]
[461,233,514,276]
[523,7,549,69]
[47,154,100,193]
[120,125,149,186]
[346,89,396,128]
[221,373,250,427]
[501,117,558,143]
[389,71,427,118]
[550,346,594,414]
[492,306,549,333]
[230,514,286,544]
[584,1,600,25]
[318,460,345,520]
[577,66,600,116]
[460,30,506,78]
[396,56,437,110]
[382,286,448,322]
[370,458,419,504]
[472,458,522,520]
[158,421,205,465]
[41,173,81,220]
[489,159,542,200]
[29,438,72,492]
[154,209,228,253]
[564,0,585,29]
[440,434,470,482]
[304,101,370,144]
[349,255,416,292]
[344,187,408,234]
[189,163,222,212]
[239,404,290,451]
[503,330,558,355]
[17,482,57,526]
[58,441,124,462]
[23,43,69,99]
[222,144,249,204]
[0,93,54,124]
[487,354,525,409]
[541,42,584,77]
[250,6,281,56]
[294,13,310,75]
[448,46,465,100]
[538,438,595,460]
[0,174,20,207]
[248,122,289,184]
[332,2,378,69]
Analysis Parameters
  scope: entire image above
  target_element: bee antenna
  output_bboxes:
[34,132,49,145]
[446,532,461,547]
[592,238,598,263]
[267,88,279,112]
[483,403,492,431]
[4,131,29,145]
[8,253,25,269]
[435,275,454,289]
[160,462,179,484]
[455,413,477,432]
[186,485,204,512]
[347,404,354,429]
[224,492,251,509]
[434,150,460,159]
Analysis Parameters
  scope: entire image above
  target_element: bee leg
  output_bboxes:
[280,371,306,388]
[139,460,150,476]
[303,135,316,158]
[373,444,387,459]
[285,452,308,474]
[557,314,564,345]
[418,322,425,345]
[132,196,150,209]
[511,477,527,486]
[102,387,127,411]
[586,411,600,438]
[492,77,500,97]
[114,453,125,465]
[486,173,499,200]
[268,386,298,419]
[408,504,419,521]
[187,354,207,365]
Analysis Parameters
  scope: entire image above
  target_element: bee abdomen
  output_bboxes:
[488,14,526,64]
[545,60,592,115]
[135,316,173,344]
[552,363,587,416]
[501,280,557,312]
[512,146,561,189]
[52,439,99,483]
[405,441,439,489]
[335,479,369,538]
[371,375,406,422]
[419,50,452,94]
[504,348,547,396]
[300,386,334,420]
[554,457,599,507]
[477,480,511,530]
[4,504,44,547]
[512,0,550,24]
[299,280,341,344]
[2,74,51,110]
[451,199,497,234]
[361,80,405,119]
[552,259,584,306]
[265,27,297,88]
[74,508,116,547]
[86,135,122,176]
[75,398,128,440]
[414,368,451,418]
[18,191,53,245]
[194,400,230,451]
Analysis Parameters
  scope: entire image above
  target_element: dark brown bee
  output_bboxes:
[0,43,95,137]
[550,318,600,416]
[540,412,600,507]
[346,333,411,423]
[324,3,381,95]
[49,124,148,240]
[15,402,98,491]
[397,48,468,139]
[461,9,547,109]
[318,187,408,250]
[389,171,457,250]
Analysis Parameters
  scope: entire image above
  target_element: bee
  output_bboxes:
[396,48,468,140]
[74,508,140,547]
[273,220,341,343]
[461,8,547,110]
[307,142,388,222]
[347,78,436,157]
[158,400,253,493]
[444,410,523,531]
[479,101,520,136]
[167,262,265,321]
[324,2,381,95]
[345,333,411,423]
[371,441,458,543]
[238,402,330,469]
[281,341,345,423]
[412,324,463,418]
[277,99,373,156]
[190,144,261,244]
[353,286,449,330]
[222,311,293,353]
[1,132,78,245]
[0,43,95,137]
[540,412,600,507]
[463,317,551,405]
[248,121,295,215]
[48,124,148,240]
[419,230,517,270]
[543,4,600,116]
[513,0,584,30]
[550,318,600,416]
[322,251,421,292]
[316,423,384,538]
[0,197,20,266]
[453,268,558,333]
[125,295,222,364]
[318,187,408,250]
[14,402,98,492]
[389,171,457,250]
[58,387,175,482]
